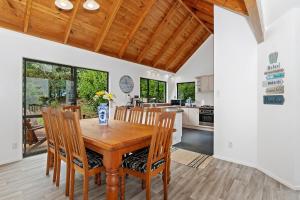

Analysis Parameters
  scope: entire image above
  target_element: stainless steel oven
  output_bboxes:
[199,105,214,126]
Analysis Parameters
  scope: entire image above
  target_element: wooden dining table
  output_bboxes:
[80,118,171,200]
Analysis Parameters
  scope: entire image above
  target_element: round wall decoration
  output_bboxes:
[119,75,134,94]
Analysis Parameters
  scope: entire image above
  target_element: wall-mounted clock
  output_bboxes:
[119,75,134,94]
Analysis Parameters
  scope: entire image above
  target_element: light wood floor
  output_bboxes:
[0,154,299,200]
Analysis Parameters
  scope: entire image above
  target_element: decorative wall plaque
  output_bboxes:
[265,85,284,94]
[263,95,285,105]
[263,52,285,105]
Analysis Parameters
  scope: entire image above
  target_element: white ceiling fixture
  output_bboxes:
[55,0,74,11]
[83,0,100,11]
[55,0,100,11]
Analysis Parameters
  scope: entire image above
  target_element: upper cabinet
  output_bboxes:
[196,75,214,92]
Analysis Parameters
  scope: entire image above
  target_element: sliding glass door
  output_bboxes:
[23,58,108,156]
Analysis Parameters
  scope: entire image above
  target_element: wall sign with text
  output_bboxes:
[263,52,285,105]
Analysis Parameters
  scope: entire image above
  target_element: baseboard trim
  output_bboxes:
[257,166,300,190]
[213,154,300,191]
[213,154,256,168]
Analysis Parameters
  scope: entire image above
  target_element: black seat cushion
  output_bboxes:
[59,148,66,157]
[73,149,103,169]
[122,148,165,173]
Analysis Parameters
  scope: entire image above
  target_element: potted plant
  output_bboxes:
[93,91,115,125]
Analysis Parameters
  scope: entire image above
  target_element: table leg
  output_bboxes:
[103,151,121,200]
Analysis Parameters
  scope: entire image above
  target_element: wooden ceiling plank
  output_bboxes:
[136,1,179,63]
[178,0,212,34]
[118,0,157,58]
[173,31,210,72]
[23,0,33,32]
[244,0,264,43]
[63,0,82,44]
[153,15,193,67]
[94,0,123,52]
[165,26,206,70]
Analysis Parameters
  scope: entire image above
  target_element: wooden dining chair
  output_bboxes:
[120,112,176,200]
[62,111,105,200]
[41,107,57,183]
[48,108,71,196]
[114,106,127,121]
[128,107,144,124]
[63,105,82,119]
[144,108,162,125]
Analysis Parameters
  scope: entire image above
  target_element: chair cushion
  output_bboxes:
[73,149,103,169]
[59,148,66,157]
[122,148,165,173]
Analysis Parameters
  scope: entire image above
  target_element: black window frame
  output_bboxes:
[140,77,167,103]
[22,58,109,156]
[176,82,196,102]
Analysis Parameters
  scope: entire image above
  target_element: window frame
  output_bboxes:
[140,77,167,103]
[22,58,109,156]
[176,81,196,102]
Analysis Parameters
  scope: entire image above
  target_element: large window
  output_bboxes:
[23,58,108,156]
[140,78,166,103]
[177,82,195,102]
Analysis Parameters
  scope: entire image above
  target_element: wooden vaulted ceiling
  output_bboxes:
[0,0,250,72]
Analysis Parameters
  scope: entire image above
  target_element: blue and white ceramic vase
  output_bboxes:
[97,103,108,125]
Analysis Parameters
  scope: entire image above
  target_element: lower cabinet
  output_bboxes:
[182,108,199,127]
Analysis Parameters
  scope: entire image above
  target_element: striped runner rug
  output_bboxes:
[171,147,213,169]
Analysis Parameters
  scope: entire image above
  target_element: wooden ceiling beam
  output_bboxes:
[23,0,33,32]
[173,32,210,72]
[177,0,212,34]
[153,15,193,67]
[136,1,179,63]
[244,0,264,43]
[165,26,204,70]
[63,0,82,44]
[118,0,156,58]
[94,0,123,52]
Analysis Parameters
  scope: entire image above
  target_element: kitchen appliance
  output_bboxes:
[199,105,214,126]
[171,99,181,106]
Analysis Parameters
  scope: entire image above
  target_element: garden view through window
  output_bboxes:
[140,78,166,103]
[177,82,195,102]
[23,58,108,156]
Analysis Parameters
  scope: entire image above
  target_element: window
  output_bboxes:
[23,58,108,156]
[140,78,166,103]
[177,82,195,102]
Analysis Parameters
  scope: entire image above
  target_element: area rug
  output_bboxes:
[171,147,213,169]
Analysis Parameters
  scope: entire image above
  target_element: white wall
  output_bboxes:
[214,6,258,167]
[0,28,172,165]
[257,8,300,189]
[173,35,214,106]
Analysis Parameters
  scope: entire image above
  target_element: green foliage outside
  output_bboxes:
[77,69,108,118]
[140,78,166,103]
[25,60,109,118]
[177,82,195,102]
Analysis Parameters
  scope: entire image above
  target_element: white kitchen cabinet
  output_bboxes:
[182,108,190,126]
[182,107,199,127]
[189,108,199,126]
[196,75,214,92]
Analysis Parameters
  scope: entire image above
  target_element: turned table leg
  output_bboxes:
[103,151,121,200]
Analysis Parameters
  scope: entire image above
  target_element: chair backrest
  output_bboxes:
[147,112,176,171]
[114,106,127,121]
[144,108,162,126]
[128,107,144,124]
[63,105,81,119]
[62,111,88,169]
[41,107,56,148]
[49,108,69,157]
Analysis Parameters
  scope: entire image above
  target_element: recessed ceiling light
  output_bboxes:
[83,0,100,11]
[55,0,73,10]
